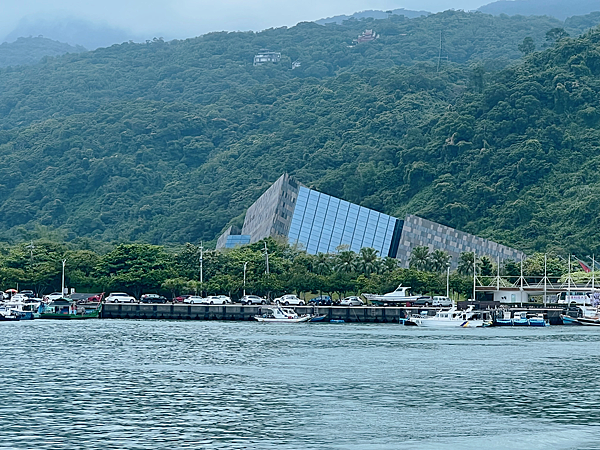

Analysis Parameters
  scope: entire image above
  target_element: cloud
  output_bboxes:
[1,0,489,44]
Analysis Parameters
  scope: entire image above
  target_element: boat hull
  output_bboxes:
[410,318,485,328]
[255,316,311,323]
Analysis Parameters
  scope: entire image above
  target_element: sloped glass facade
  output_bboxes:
[288,186,398,257]
[224,235,251,248]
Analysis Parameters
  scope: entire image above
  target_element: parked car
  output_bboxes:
[309,295,332,306]
[140,294,168,304]
[86,293,104,303]
[201,295,231,305]
[340,296,364,306]
[274,294,305,306]
[432,296,453,307]
[174,294,191,303]
[184,296,204,304]
[43,292,64,302]
[410,296,433,307]
[106,292,136,303]
[241,295,268,305]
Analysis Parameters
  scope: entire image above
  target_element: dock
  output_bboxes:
[100,303,566,325]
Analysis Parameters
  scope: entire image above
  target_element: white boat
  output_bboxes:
[408,306,487,328]
[362,285,422,305]
[254,306,311,323]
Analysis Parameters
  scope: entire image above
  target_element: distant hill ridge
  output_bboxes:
[316,9,430,25]
[478,0,600,20]
[0,36,85,68]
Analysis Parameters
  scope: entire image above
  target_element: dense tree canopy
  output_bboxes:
[0,11,600,257]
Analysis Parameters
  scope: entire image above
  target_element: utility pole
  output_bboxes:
[199,242,204,297]
[446,263,450,298]
[61,259,67,297]
[243,261,248,297]
[264,242,269,274]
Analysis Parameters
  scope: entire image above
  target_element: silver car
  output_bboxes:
[340,296,364,306]
[241,295,267,305]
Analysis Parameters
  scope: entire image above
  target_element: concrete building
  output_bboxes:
[253,50,281,66]
[216,174,524,266]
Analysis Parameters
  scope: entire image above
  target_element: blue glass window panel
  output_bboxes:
[288,229,300,241]
[342,222,356,240]
[329,233,343,250]
[307,243,319,254]
[350,241,362,252]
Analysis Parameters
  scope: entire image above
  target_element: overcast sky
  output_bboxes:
[1,0,491,42]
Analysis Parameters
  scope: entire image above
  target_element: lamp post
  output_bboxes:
[263,242,269,274]
[243,261,248,297]
[446,262,450,298]
[199,242,204,297]
[61,259,67,296]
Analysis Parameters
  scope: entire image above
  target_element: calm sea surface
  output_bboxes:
[1,320,600,450]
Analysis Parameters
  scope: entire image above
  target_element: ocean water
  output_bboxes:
[1,320,600,450]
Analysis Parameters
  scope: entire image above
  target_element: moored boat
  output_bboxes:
[560,305,600,326]
[407,306,488,328]
[254,306,311,323]
[362,285,422,306]
[38,298,102,320]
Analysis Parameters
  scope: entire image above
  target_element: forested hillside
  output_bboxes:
[1,11,600,255]
[0,36,85,68]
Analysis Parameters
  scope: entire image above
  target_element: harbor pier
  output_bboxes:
[100,303,565,324]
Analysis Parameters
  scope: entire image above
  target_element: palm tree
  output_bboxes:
[430,249,451,273]
[334,250,357,274]
[311,252,332,275]
[357,247,380,276]
[409,246,431,271]
[381,257,400,273]
[457,252,475,276]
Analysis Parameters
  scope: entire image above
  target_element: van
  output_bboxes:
[433,296,453,307]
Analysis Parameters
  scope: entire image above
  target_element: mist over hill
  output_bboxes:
[3,16,145,50]
[0,11,600,255]
[316,9,431,25]
[478,0,600,20]
[0,36,85,68]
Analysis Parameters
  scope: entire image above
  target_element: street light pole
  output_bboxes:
[264,242,269,274]
[446,263,450,298]
[199,242,204,296]
[61,259,67,297]
[243,261,248,297]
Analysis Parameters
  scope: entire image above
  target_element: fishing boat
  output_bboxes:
[254,306,311,323]
[362,285,422,306]
[560,305,600,326]
[407,306,488,328]
[38,298,102,320]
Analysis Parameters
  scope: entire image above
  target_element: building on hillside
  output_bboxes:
[216,173,524,268]
[357,30,379,43]
[253,50,281,66]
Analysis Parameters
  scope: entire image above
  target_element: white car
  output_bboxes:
[106,292,136,303]
[200,296,230,305]
[340,296,364,306]
[184,296,204,304]
[274,294,305,306]
[43,292,64,302]
[432,296,453,307]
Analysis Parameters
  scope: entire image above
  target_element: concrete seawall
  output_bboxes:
[101,303,411,322]
[100,303,565,324]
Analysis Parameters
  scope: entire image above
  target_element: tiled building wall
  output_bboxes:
[395,214,525,269]
[241,174,300,243]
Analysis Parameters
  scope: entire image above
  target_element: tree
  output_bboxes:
[479,256,493,276]
[409,246,431,271]
[518,37,535,55]
[546,28,569,42]
[430,249,450,273]
[457,252,475,276]
[357,247,380,276]
[334,251,357,274]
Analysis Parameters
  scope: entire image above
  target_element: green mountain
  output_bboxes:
[0,36,85,68]
[0,11,600,255]
[479,0,600,21]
